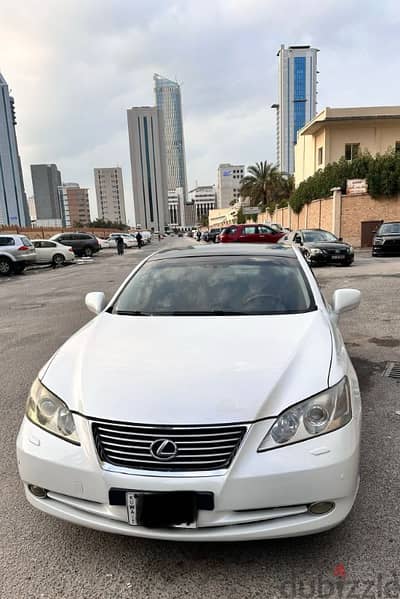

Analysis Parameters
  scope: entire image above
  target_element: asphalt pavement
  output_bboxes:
[0,241,399,599]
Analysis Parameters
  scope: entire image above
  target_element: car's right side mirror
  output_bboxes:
[85,291,106,315]
[331,289,361,316]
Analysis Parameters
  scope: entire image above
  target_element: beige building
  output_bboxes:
[94,167,126,224]
[295,106,400,185]
[216,164,245,208]
[208,206,239,228]
[58,183,91,227]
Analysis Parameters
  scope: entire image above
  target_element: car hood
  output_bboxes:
[306,241,350,250]
[41,311,333,424]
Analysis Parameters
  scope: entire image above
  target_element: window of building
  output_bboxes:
[345,143,360,161]
[395,141,400,153]
[317,147,323,166]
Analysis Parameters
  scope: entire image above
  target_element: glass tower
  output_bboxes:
[0,73,29,226]
[273,45,319,175]
[154,74,188,200]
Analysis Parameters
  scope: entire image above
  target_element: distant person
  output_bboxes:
[196,230,201,242]
[116,235,124,256]
[136,231,143,249]
[158,233,162,242]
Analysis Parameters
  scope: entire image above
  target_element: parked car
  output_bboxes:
[17,244,361,541]
[107,233,137,248]
[50,233,100,257]
[0,234,36,275]
[372,221,400,256]
[32,239,75,266]
[206,228,222,243]
[219,224,285,244]
[96,237,110,249]
[281,229,354,267]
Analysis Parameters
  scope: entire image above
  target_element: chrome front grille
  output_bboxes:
[92,420,247,472]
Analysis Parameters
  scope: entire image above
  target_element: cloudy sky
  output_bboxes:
[1,0,399,223]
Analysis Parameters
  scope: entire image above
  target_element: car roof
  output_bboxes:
[148,243,296,262]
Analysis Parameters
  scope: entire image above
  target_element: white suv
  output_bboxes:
[0,234,36,276]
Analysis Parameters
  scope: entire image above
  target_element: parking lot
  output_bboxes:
[1,242,400,599]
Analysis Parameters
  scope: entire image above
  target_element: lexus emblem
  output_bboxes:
[150,439,178,461]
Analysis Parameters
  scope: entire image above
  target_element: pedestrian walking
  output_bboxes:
[196,230,201,242]
[136,231,143,249]
[116,235,125,256]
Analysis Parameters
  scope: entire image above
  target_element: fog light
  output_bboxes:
[308,501,335,515]
[28,485,47,499]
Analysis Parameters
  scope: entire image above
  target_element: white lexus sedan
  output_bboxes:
[17,244,361,541]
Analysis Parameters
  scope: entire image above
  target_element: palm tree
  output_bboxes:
[239,161,293,211]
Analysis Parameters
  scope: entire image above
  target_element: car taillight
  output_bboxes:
[18,245,30,251]
[68,247,74,252]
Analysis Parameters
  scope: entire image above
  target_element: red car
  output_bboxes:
[219,224,285,243]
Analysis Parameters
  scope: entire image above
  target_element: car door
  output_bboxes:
[238,225,258,242]
[41,240,57,262]
[257,225,282,243]
[32,241,44,262]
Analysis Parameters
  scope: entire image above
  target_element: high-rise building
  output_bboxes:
[127,106,168,231]
[0,73,29,226]
[273,44,319,175]
[58,183,90,227]
[94,167,126,224]
[188,185,216,226]
[216,164,245,208]
[31,164,62,222]
[154,74,188,200]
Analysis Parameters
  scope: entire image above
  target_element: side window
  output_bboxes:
[258,225,274,234]
[42,241,56,248]
[33,241,42,248]
[293,232,302,243]
[243,226,256,235]
[0,237,15,246]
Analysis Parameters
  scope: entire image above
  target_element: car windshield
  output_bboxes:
[378,223,400,235]
[112,256,315,316]
[302,230,338,243]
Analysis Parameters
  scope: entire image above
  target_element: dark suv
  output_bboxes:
[50,233,100,257]
[219,224,285,243]
[372,222,400,256]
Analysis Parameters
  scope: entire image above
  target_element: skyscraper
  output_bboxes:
[94,167,126,224]
[0,73,29,226]
[31,164,62,223]
[58,183,91,227]
[127,106,168,232]
[154,74,188,200]
[273,44,319,175]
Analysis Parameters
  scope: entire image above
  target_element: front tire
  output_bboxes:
[52,253,65,266]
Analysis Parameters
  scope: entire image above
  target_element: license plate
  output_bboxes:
[127,492,139,525]
[126,491,198,528]
[331,255,344,260]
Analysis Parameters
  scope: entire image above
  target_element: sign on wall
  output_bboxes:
[242,207,260,215]
[346,179,368,195]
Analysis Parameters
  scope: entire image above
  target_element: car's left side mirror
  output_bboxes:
[85,291,106,315]
[331,289,361,316]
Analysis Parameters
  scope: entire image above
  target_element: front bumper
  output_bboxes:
[17,413,360,541]
[310,253,354,265]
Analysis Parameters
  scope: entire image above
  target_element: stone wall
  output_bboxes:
[257,193,400,247]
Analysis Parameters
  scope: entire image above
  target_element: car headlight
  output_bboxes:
[347,246,354,253]
[258,378,351,451]
[309,248,323,255]
[373,237,384,245]
[26,379,80,445]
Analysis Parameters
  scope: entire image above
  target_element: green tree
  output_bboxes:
[239,161,294,211]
